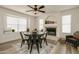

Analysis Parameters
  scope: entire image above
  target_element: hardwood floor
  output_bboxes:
[0,37,79,54]
[52,42,79,54]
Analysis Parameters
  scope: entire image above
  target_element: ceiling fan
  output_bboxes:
[26,5,45,14]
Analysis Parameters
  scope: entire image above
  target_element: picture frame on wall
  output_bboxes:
[45,20,56,24]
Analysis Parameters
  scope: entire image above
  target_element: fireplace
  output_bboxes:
[46,27,56,36]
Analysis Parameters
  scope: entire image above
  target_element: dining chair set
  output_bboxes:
[20,30,48,54]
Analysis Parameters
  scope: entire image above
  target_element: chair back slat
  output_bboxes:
[31,32,38,40]
[20,32,24,40]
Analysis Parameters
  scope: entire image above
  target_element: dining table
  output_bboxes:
[24,31,46,46]
[24,31,45,36]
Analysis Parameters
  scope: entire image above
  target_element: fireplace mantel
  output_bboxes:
[44,24,57,28]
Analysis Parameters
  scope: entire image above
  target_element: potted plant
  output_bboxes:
[12,29,15,32]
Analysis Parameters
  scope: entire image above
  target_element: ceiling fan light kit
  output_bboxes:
[26,5,45,14]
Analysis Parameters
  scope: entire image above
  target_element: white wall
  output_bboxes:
[59,7,79,38]
[36,13,60,37]
[36,7,79,38]
[1,6,79,43]
[0,7,35,43]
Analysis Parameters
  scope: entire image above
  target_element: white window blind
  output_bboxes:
[7,16,27,32]
[39,19,44,30]
[62,15,71,33]
[27,18,30,28]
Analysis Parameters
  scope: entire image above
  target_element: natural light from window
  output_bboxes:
[39,19,44,31]
[7,16,27,32]
[62,15,71,33]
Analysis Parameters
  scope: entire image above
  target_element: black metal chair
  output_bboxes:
[20,32,30,49]
[41,32,48,45]
[30,32,40,54]
[38,33,44,48]
[26,28,30,32]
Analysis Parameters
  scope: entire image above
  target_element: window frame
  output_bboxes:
[6,15,27,32]
[39,19,44,31]
[62,15,71,34]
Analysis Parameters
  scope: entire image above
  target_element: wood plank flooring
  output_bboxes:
[0,38,79,54]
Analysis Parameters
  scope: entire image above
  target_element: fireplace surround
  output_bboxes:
[46,27,56,36]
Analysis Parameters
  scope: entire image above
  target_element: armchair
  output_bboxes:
[66,31,79,48]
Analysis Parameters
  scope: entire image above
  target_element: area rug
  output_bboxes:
[13,43,54,54]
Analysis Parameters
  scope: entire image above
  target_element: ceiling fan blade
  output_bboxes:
[38,10,45,13]
[39,5,45,9]
[26,10,33,12]
[27,5,34,9]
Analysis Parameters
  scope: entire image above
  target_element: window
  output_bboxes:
[7,16,27,32]
[39,19,44,30]
[27,18,30,28]
[62,15,71,33]
[18,18,27,31]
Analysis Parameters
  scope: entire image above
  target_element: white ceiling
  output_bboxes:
[1,5,79,16]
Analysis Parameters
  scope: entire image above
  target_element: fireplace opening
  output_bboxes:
[46,27,56,36]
